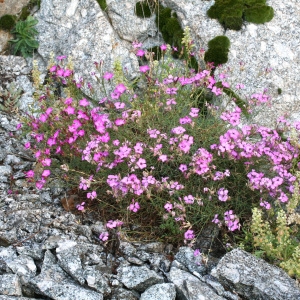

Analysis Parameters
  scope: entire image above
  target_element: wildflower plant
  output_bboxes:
[19,29,300,251]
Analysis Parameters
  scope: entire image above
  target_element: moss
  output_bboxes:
[277,88,282,95]
[135,1,153,18]
[96,0,107,11]
[0,15,16,31]
[205,36,230,66]
[244,5,274,24]
[207,0,274,30]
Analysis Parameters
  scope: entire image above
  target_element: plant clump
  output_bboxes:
[204,36,230,66]
[10,16,39,58]
[135,1,153,18]
[0,15,16,31]
[207,0,274,31]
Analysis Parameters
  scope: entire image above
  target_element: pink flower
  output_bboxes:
[45,107,53,115]
[49,65,57,72]
[184,195,194,204]
[179,164,187,172]
[136,49,145,57]
[25,170,35,178]
[24,142,31,149]
[172,126,186,135]
[184,230,195,240]
[65,106,75,115]
[76,202,85,211]
[212,214,219,224]
[99,232,109,241]
[41,158,52,167]
[36,180,45,190]
[64,97,73,105]
[132,41,143,48]
[87,190,97,199]
[16,123,22,130]
[103,72,114,80]
[128,200,140,212]
[136,158,147,169]
[160,44,167,51]
[164,202,173,212]
[42,170,51,177]
[115,118,126,126]
[218,188,229,201]
[63,69,72,77]
[158,154,168,162]
[79,98,90,107]
[140,65,150,73]
[115,83,127,94]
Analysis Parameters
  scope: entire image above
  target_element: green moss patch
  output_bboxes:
[135,1,153,18]
[207,0,274,31]
[97,0,107,11]
[0,15,17,31]
[204,36,230,66]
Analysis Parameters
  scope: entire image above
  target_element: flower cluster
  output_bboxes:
[19,44,300,246]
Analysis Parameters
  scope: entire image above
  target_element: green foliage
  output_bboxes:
[204,36,230,66]
[0,15,16,31]
[10,16,39,58]
[250,172,300,278]
[277,88,282,95]
[207,0,274,31]
[0,83,23,114]
[135,1,153,18]
[96,0,107,11]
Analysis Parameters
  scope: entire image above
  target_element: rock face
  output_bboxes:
[212,249,300,300]
[0,112,299,299]
[35,0,140,98]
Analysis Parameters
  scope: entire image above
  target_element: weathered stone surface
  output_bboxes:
[0,274,22,296]
[0,0,30,17]
[29,250,104,300]
[83,265,111,295]
[35,0,139,98]
[174,247,207,276]
[6,255,36,285]
[117,264,164,292]
[140,283,176,300]
[106,0,162,48]
[212,248,300,300]
[169,267,225,300]
[0,30,12,54]
[0,56,34,113]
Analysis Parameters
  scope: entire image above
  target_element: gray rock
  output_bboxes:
[83,265,111,295]
[138,242,165,253]
[56,240,86,284]
[111,288,140,300]
[29,250,104,300]
[0,274,22,296]
[6,255,36,284]
[0,297,44,300]
[35,0,139,99]
[117,264,164,292]
[174,247,207,276]
[140,283,176,300]
[106,0,162,48]
[169,267,225,300]
[0,166,12,182]
[212,248,300,300]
